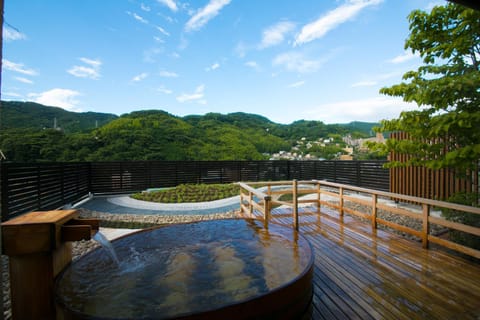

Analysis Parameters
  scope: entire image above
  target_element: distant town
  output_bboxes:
[269,133,386,161]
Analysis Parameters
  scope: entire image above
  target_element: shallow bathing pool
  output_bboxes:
[55,219,314,319]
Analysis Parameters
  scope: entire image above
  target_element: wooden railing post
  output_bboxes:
[316,182,321,214]
[422,204,430,249]
[249,191,254,218]
[264,196,271,228]
[239,187,245,215]
[293,179,299,231]
[371,194,378,229]
[339,187,344,217]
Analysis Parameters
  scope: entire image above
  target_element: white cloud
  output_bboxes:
[205,62,220,71]
[68,66,98,79]
[159,70,179,77]
[134,13,149,24]
[156,26,170,36]
[14,77,34,84]
[288,80,305,88]
[244,61,261,72]
[351,71,402,88]
[141,3,151,12]
[388,51,419,64]
[157,86,173,94]
[143,47,164,63]
[259,21,295,49]
[176,84,206,104]
[67,57,102,79]
[185,0,231,32]
[294,0,383,46]
[127,11,149,24]
[3,59,38,76]
[163,15,175,23]
[273,52,323,73]
[3,27,26,41]
[351,80,377,87]
[132,72,148,82]
[80,57,102,67]
[29,88,82,111]
[234,42,248,58]
[157,0,178,12]
[302,96,417,123]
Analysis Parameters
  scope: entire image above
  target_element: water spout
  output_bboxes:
[93,231,120,266]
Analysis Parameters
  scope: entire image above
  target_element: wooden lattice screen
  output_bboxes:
[389,132,479,200]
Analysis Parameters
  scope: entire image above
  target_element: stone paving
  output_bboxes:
[108,194,240,211]
[76,194,240,215]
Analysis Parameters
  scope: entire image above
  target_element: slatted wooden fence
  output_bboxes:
[88,160,389,194]
[1,160,389,220]
[0,162,90,220]
[389,132,479,200]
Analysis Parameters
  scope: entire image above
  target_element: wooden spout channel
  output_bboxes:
[1,210,99,320]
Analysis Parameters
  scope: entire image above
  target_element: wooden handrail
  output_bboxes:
[314,180,480,215]
[238,182,272,228]
[239,179,480,259]
[238,182,270,200]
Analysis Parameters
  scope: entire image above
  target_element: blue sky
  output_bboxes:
[2,0,445,124]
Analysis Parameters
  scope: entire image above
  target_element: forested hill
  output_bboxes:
[0,101,379,162]
[1,101,118,132]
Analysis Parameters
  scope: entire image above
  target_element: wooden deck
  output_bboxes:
[243,206,480,319]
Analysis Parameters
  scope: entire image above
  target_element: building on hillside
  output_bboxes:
[343,147,353,155]
[358,132,385,152]
[339,154,353,160]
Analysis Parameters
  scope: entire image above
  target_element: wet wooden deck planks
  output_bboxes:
[244,206,480,319]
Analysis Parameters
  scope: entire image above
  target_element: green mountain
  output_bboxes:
[0,101,118,132]
[87,110,290,161]
[338,121,378,137]
[0,101,379,162]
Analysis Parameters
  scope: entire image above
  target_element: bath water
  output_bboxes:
[56,219,313,319]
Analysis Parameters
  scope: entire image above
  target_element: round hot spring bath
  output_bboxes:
[55,219,314,320]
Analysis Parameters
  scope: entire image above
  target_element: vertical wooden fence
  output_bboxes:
[389,132,479,200]
[1,160,389,221]
[88,160,389,193]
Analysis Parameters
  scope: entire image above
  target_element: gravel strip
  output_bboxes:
[337,199,447,241]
